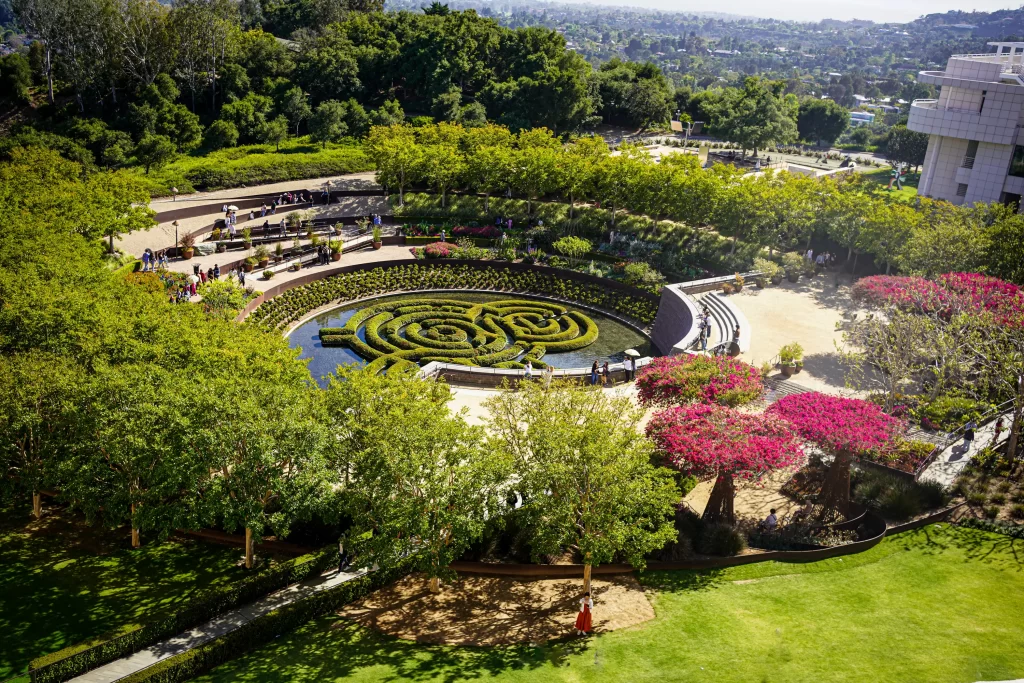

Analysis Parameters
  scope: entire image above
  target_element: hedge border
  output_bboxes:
[115,558,413,683]
[28,546,337,683]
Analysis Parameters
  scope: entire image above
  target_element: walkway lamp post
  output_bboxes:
[173,220,179,259]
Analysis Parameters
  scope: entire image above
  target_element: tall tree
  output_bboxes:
[717,77,798,156]
[797,98,848,146]
[485,382,678,594]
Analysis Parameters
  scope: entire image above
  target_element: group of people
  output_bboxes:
[141,248,169,271]
[805,249,838,269]
[518,357,637,389]
[695,305,741,355]
[315,242,334,265]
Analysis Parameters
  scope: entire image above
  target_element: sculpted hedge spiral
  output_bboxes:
[246,263,659,331]
[319,297,599,375]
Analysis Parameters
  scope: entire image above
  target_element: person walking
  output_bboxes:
[590,361,599,387]
[141,249,151,272]
[628,355,636,381]
[523,360,533,380]
[440,229,446,243]
[199,269,207,284]
[601,361,610,387]
[239,269,246,286]
[337,534,350,573]
[732,325,741,355]
[574,592,593,636]
[544,364,554,390]
[962,420,977,451]
[213,263,220,280]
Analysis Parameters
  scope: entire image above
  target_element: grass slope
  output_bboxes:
[865,167,920,201]
[0,504,243,681]
[128,138,372,197]
[196,524,1023,683]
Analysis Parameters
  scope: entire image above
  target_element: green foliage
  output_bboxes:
[484,382,679,573]
[918,395,991,431]
[309,100,348,148]
[885,125,929,169]
[28,547,337,683]
[797,98,849,146]
[246,263,660,330]
[552,235,592,260]
[134,134,177,174]
[752,256,782,280]
[697,522,747,556]
[204,120,240,151]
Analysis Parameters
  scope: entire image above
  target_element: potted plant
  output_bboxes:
[357,216,370,235]
[329,239,342,261]
[262,269,275,280]
[242,227,252,250]
[211,227,222,240]
[291,260,303,272]
[779,343,804,375]
[733,272,745,292]
[721,282,734,295]
[754,257,783,286]
[274,243,284,263]
[801,258,817,279]
[287,212,301,233]
[243,256,257,272]
[179,233,196,260]
[372,225,382,250]
[782,253,803,283]
[255,244,270,268]
[215,241,227,253]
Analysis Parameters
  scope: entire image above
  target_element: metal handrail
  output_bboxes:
[913,397,1017,478]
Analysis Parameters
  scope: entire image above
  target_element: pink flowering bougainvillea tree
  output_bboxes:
[646,404,803,524]
[636,355,764,408]
[852,273,1024,326]
[767,392,904,520]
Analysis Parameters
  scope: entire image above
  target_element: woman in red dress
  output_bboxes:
[574,591,593,635]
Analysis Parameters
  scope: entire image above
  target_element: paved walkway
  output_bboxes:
[70,565,364,683]
[918,413,1013,487]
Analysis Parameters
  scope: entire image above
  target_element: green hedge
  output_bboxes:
[29,546,337,683]
[250,263,659,332]
[114,559,414,683]
[958,517,1024,539]
[405,236,494,247]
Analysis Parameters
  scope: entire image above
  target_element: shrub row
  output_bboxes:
[115,558,414,683]
[247,263,660,331]
[957,517,1024,539]
[29,546,337,683]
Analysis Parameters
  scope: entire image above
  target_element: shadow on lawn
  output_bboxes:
[889,525,1022,571]
[224,616,588,683]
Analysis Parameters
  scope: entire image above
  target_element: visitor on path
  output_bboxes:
[699,318,709,351]
[962,420,977,449]
[590,361,599,386]
[338,534,350,573]
[992,418,1005,448]
[440,229,446,242]
[732,325,741,355]
[601,361,610,386]
[142,249,151,272]
[214,264,220,279]
[805,249,813,261]
[199,270,207,284]
[544,364,554,390]
[193,263,200,277]
[207,268,214,283]
[239,270,246,286]
[574,592,593,636]
[628,355,636,381]
[261,203,267,217]
[523,360,533,380]
[759,509,779,532]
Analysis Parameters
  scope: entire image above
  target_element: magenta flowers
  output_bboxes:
[767,392,904,457]
[636,355,764,408]
[852,272,1024,326]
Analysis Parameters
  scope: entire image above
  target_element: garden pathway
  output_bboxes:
[69,565,364,683]
[918,413,1013,487]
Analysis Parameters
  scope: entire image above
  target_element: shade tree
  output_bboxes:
[646,404,803,525]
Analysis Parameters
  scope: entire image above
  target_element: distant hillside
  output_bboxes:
[908,7,1024,39]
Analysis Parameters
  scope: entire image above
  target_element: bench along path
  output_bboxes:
[70,566,364,683]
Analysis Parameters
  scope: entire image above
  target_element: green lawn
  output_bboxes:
[197,525,1023,683]
[865,167,920,201]
[0,503,244,681]
[128,137,372,198]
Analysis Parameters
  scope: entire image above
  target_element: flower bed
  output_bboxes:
[403,223,502,239]
[636,355,764,408]
[245,263,660,331]
[852,272,1024,325]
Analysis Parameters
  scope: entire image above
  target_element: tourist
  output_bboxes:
[590,361,599,386]
[239,269,246,286]
[507,218,512,230]
[601,361,610,386]
[627,355,636,381]
[544,364,554,390]
[261,203,267,217]
[337,534,351,572]
[815,253,825,268]
[805,248,813,261]
[699,317,709,351]
[523,360,533,380]
[759,509,779,532]
[141,249,151,272]
[962,420,977,450]
[440,229,446,242]
[199,269,207,284]
[574,592,593,636]
[992,417,1005,448]
[213,263,220,279]
[193,263,200,277]
[248,210,254,222]
[732,325,741,355]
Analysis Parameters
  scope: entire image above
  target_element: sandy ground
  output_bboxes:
[683,461,807,523]
[337,573,654,646]
[729,272,869,397]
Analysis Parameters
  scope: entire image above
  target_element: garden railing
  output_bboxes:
[912,397,1017,480]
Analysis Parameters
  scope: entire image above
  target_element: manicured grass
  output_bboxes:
[0,503,244,681]
[128,137,372,197]
[196,524,1023,683]
[865,167,920,201]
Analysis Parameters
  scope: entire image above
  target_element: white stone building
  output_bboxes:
[909,43,1024,208]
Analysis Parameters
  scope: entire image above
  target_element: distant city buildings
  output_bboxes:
[909,43,1024,209]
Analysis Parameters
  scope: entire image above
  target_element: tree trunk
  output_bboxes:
[582,555,592,595]
[1008,376,1023,473]
[702,472,735,525]
[429,576,440,593]
[108,233,115,254]
[131,502,140,548]
[32,491,42,520]
[441,189,446,209]
[245,527,254,569]
[885,260,891,275]
[852,252,859,274]
[46,48,54,104]
[569,193,574,219]
[730,234,738,255]
[484,192,489,213]
[817,450,852,522]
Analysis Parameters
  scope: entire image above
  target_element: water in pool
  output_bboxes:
[288,292,652,386]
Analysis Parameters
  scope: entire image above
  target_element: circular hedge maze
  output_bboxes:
[318,297,598,375]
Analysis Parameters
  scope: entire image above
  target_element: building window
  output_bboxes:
[980,90,987,113]
[1011,146,1024,177]
[956,183,969,198]
[963,140,979,168]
